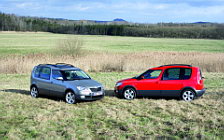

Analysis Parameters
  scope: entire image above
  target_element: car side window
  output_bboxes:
[34,67,41,78]
[163,68,181,80]
[39,67,51,80]
[143,70,162,79]
[52,70,63,79]
[181,68,192,80]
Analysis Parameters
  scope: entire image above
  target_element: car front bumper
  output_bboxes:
[76,92,105,101]
[196,88,206,97]
[114,88,123,97]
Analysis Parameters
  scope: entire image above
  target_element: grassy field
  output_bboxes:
[0,32,224,56]
[0,31,224,139]
[0,73,224,139]
[0,32,224,73]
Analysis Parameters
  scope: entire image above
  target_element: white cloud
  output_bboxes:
[70,4,90,11]
[15,2,41,10]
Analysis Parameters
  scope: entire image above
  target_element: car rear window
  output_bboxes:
[34,67,41,78]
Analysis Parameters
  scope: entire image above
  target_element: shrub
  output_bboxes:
[56,37,83,58]
[100,61,124,72]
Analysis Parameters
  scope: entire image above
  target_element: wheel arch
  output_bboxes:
[30,84,37,89]
[122,85,138,94]
[64,88,77,104]
[181,87,196,94]
[65,88,76,95]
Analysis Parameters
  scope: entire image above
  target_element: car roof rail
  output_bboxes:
[159,64,192,67]
[55,63,74,67]
[37,64,53,66]
[37,63,75,68]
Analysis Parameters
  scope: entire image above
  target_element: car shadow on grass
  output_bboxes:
[0,89,179,101]
[1,89,64,102]
[1,89,116,96]
[105,90,180,100]
[105,90,116,96]
[1,89,30,95]
[1,89,116,103]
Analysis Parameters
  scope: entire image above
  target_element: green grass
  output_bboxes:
[0,32,224,56]
[0,72,224,139]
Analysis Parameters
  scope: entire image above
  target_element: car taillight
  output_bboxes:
[198,69,203,84]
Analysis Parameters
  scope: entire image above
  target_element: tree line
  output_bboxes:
[1,12,224,39]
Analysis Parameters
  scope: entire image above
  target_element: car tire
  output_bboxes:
[65,91,76,104]
[30,86,39,98]
[181,89,195,101]
[123,87,136,100]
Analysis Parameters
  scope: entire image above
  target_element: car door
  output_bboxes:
[159,68,184,97]
[36,67,52,96]
[49,70,66,97]
[135,70,162,97]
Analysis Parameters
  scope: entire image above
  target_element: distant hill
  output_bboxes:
[113,18,126,22]
[194,21,211,24]
[94,18,127,23]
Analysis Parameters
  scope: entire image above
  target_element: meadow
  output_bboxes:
[0,32,224,73]
[0,31,224,139]
[0,32,224,55]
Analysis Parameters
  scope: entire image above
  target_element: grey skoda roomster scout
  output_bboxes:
[30,63,104,104]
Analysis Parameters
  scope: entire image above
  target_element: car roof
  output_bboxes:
[151,64,195,70]
[37,63,80,70]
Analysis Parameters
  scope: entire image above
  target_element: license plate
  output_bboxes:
[93,92,102,96]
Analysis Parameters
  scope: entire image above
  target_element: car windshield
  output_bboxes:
[61,70,91,80]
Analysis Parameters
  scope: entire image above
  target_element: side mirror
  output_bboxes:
[56,77,63,80]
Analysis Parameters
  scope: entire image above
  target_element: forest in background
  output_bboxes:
[1,12,224,39]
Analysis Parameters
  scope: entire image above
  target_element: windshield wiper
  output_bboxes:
[81,78,91,80]
[70,78,81,80]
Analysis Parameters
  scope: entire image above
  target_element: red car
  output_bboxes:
[114,64,205,101]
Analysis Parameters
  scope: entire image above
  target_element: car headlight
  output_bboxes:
[77,86,87,91]
[115,82,122,87]
[77,86,91,95]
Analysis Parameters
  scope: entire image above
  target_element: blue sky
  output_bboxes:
[0,0,224,23]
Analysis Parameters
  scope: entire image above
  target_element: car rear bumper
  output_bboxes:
[195,88,206,97]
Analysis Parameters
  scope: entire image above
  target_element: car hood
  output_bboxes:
[65,79,102,87]
[117,78,136,83]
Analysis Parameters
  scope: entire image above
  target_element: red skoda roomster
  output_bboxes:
[114,64,206,101]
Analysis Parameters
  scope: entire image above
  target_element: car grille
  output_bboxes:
[90,87,101,92]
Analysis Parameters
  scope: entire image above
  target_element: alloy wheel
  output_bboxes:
[30,86,38,98]
[124,88,136,100]
[182,90,195,101]
[65,92,76,104]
